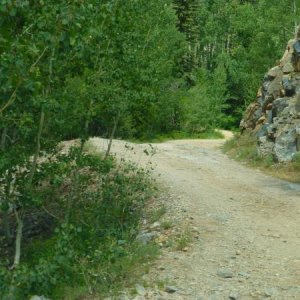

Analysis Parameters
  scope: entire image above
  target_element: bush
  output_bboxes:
[0,147,157,299]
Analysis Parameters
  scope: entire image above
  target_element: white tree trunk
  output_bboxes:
[13,216,23,268]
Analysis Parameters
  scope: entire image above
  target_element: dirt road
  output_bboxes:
[90,136,300,300]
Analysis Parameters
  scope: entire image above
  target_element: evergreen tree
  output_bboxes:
[173,0,200,80]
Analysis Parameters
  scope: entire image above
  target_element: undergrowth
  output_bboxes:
[0,146,158,299]
[223,133,300,183]
[130,129,224,143]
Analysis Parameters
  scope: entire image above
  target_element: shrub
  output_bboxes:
[0,147,157,299]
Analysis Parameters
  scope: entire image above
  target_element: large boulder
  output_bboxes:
[240,31,300,162]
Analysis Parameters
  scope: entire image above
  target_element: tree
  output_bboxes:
[173,0,200,81]
[0,0,185,283]
[177,0,300,128]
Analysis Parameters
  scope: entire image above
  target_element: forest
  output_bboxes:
[0,0,299,299]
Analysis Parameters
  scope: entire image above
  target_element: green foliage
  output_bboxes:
[0,150,158,299]
[292,152,300,170]
[222,133,260,162]
[173,0,200,78]
[0,2,185,296]
[130,129,224,143]
[176,0,300,128]
[2,1,300,298]
[161,220,173,230]
[0,0,186,144]
[181,66,232,131]
[149,206,167,223]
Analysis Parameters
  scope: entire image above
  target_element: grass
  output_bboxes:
[222,133,300,183]
[129,129,224,143]
[174,229,192,251]
[149,206,167,223]
[161,220,173,230]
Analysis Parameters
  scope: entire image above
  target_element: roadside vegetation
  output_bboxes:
[223,134,300,183]
[0,145,159,299]
[130,129,224,144]
[1,0,300,299]
[0,2,179,298]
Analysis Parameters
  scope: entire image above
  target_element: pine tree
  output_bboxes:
[173,0,200,80]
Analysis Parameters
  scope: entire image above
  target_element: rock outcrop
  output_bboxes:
[240,30,300,162]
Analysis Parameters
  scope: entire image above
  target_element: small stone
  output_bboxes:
[238,272,250,279]
[264,287,278,297]
[182,247,188,252]
[164,286,178,293]
[235,250,241,256]
[271,233,281,238]
[268,66,281,78]
[135,284,146,296]
[150,221,161,230]
[217,269,234,278]
[157,235,168,244]
[207,295,220,300]
[229,293,238,300]
[132,296,144,300]
[136,232,157,245]
[283,62,294,73]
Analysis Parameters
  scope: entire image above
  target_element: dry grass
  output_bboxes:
[222,133,300,183]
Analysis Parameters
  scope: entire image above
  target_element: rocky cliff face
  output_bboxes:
[240,33,300,162]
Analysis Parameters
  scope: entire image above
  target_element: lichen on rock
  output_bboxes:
[240,29,300,162]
